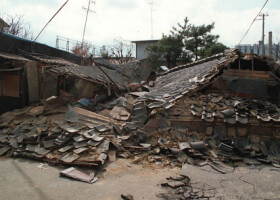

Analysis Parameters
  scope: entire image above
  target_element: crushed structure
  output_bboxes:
[0,49,280,185]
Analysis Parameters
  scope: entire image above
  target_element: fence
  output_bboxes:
[235,43,280,60]
[55,36,107,57]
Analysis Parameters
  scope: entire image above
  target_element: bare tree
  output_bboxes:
[71,42,91,57]
[3,15,33,40]
[110,38,134,64]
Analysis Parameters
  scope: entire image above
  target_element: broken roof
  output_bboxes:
[19,50,77,66]
[138,52,228,108]
[138,50,280,110]
[27,54,77,66]
[0,52,31,62]
[52,58,152,91]
[51,64,127,90]
[94,58,152,83]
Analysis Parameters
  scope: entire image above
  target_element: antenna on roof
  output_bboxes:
[148,1,155,39]
[81,0,96,49]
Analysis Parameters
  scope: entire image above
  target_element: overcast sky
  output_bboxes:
[1,0,280,49]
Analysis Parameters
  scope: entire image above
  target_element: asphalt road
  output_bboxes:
[0,157,280,200]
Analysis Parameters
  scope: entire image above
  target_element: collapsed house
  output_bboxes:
[0,49,280,177]
[49,58,151,107]
[0,52,37,114]
[0,47,152,115]
[0,51,78,114]
[130,49,280,166]
[138,50,280,134]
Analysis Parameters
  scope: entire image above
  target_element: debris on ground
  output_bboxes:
[60,167,98,183]
[157,175,216,200]
[0,96,128,168]
[120,194,134,200]
[0,50,280,187]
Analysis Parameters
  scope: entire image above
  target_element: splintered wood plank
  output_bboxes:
[73,106,111,122]
[73,106,125,127]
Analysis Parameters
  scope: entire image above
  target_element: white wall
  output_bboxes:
[136,41,157,60]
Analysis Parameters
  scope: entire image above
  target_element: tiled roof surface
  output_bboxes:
[139,55,227,108]
[28,54,77,66]
[52,65,127,89]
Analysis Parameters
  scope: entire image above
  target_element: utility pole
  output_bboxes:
[257,13,269,55]
[66,39,70,52]
[56,36,59,49]
[81,0,96,49]
[268,31,272,57]
[148,2,154,39]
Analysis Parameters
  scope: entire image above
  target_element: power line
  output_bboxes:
[33,0,70,43]
[238,0,269,45]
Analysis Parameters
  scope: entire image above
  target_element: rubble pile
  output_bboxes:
[0,97,133,167]
[0,93,280,171]
[124,125,280,170]
[189,93,280,123]
[118,93,280,169]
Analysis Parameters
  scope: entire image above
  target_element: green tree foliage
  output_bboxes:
[146,34,183,68]
[159,34,184,67]
[173,17,221,60]
[146,17,227,70]
[146,44,162,70]
[203,43,227,58]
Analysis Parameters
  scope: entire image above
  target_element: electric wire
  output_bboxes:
[238,0,269,45]
[33,0,70,42]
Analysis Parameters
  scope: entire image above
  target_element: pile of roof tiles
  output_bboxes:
[123,124,280,170]
[189,93,280,123]
[123,96,280,169]
[0,97,134,167]
[1,93,280,170]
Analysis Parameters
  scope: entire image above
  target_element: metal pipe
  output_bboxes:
[262,14,265,55]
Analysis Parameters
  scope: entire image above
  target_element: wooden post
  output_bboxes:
[276,44,279,60]
[238,59,241,70]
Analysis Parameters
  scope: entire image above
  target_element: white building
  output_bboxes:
[131,40,159,60]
